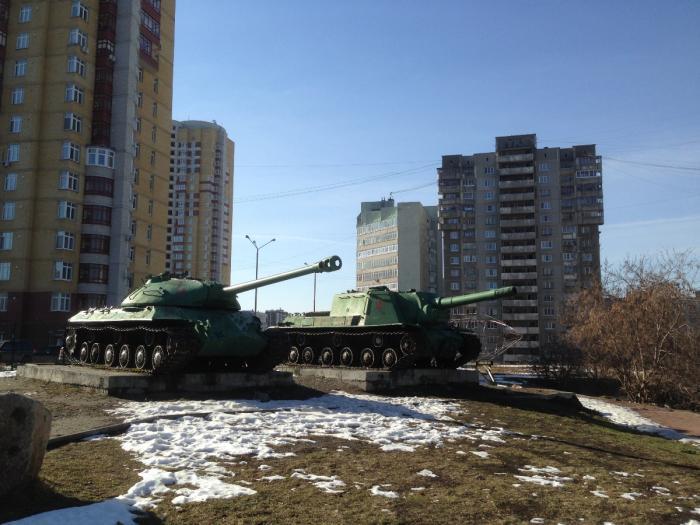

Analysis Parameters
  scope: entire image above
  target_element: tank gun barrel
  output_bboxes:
[434,286,517,309]
[224,255,342,294]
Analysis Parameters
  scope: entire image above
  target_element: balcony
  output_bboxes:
[501,272,538,280]
[500,232,536,240]
[501,260,537,269]
[511,340,541,349]
[499,166,533,175]
[500,205,535,214]
[500,218,535,228]
[516,285,538,293]
[502,313,540,321]
[512,326,540,335]
[500,244,536,254]
[499,192,534,202]
[502,299,538,307]
[499,179,534,190]
[498,153,534,163]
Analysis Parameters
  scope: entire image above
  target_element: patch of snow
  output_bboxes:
[652,485,671,494]
[370,485,399,498]
[417,469,437,478]
[578,396,700,447]
[0,370,16,378]
[381,443,415,452]
[258,464,272,471]
[512,483,521,487]
[591,490,609,498]
[410,487,425,491]
[82,433,110,442]
[259,475,285,482]
[170,472,256,504]
[582,475,596,480]
[4,499,139,525]
[692,508,700,515]
[530,519,545,524]
[291,470,345,494]
[470,450,489,458]
[514,465,571,487]
[681,521,700,525]
[621,492,643,501]
[456,450,467,455]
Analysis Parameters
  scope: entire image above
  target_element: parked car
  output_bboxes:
[0,340,36,364]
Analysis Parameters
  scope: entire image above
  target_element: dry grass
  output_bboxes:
[3,396,699,524]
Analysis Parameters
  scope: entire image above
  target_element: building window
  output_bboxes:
[71,1,89,21]
[539,162,550,172]
[0,232,13,250]
[541,215,551,223]
[84,176,113,197]
[151,126,157,143]
[65,84,84,103]
[542,254,553,263]
[450,282,460,291]
[7,144,20,163]
[14,60,27,77]
[64,113,82,133]
[141,10,161,36]
[544,307,555,317]
[538,175,550,184]
[541,226,552,236]
[449,256,459,265]
[0,292,7,311]
[57,201,77,220]
[56,231,75,250]
[2,202,16,220]
[152,102,158,117]
[541,240,552,249]
[16,33,29,49]
[82,205,111,225]
[9,116,22,133]
[67,56,86,76]
[58,171,79,192]
[488,282,498,289]
[136,117,142,132]
[545,321,556,330]
[135,143,140,158]
[129,246,135,261]
[138,68,144,82]
[19,5,32,23]
[145,250,151,265]
[486,204,496,213]
[4,174,17,191]
[11,88,25,105]
[146,225,152,241]
[79,263,109,284]
[53,261,73,281]
[148,174,155,191]
[543,280,554,289]
[86,147,115,168]
[137,92,143,107]
[148,200,154,216]
[0,262,11,280]
[149,150,156,165]
[486,242,497,251]
[68,28,88,50]
[153,78,159,93]
[449,243,459,252]
[132,194,138,210]
[582,253,593,262]
[485,269,497,278]
[61,141,81,162]
[563,252,576,262]
[540,201,551,210]
[51,293,71,312]
[484,191,494,200]
[484,230,496,239]
[484,167,495,175]
[81,234,110,254]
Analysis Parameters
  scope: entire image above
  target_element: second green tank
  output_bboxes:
[268,285,517,369]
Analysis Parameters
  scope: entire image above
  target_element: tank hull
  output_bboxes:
[267,324,481,369]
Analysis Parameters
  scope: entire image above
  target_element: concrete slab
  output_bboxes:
[16,364,293,397]
[280,365,478,393]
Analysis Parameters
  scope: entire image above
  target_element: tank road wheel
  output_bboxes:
[134,345,149,370]
[89,343,101,364]
[78,342,90,363]
[65,331,77,356]
[320,347,334,367]
[372,334,384,348]
[118,344,131,368]
[302,346,315,364]
[104,344,116,367]
[340,347,354,367]
[288,346,300,364]
[382,348,399,369]
[400,334,417,355]
[360,348,375,368]
[151,345,166,370]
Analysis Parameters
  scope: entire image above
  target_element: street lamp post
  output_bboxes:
[305,262,317,312]
[245,235,275,314]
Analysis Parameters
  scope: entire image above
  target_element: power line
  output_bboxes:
[237,159,436,168]
[604,157,700,172]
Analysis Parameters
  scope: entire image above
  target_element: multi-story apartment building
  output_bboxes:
[166,120,233,284]
[356,198,441,293]
[0,0,175,346]
[437,134,603,361]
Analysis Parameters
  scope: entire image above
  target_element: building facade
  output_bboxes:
[0,0,175,346]
[166,120,233,284]
[437,134,603,361]
[356,198,441,293]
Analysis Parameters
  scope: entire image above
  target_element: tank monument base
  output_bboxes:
[16,364,293,398]
[280,365,478,393]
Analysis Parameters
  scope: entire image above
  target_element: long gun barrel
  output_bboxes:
[434,286,517,309]
[224,255,342,294]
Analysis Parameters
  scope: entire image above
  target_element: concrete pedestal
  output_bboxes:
[281,365,478,392]
[16,364,293,397]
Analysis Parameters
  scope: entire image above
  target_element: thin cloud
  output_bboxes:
[605,215,700,230]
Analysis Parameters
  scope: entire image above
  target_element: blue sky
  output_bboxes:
[172,1,700,312]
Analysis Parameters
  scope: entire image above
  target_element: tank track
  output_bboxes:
[269,326,429,370]
[66,323,200,376]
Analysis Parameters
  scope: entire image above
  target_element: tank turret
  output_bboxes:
[65,256,342,374]
[268,285,518,369]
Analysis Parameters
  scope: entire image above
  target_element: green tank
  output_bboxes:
[268,286,517,369]
[64,256,342,374]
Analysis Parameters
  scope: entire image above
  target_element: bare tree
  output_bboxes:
[555,251,699,409]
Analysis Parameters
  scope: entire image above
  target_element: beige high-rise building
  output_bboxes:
[166,121,234,284]
[356,198,441,293]
[438,134,604,361]
[0,0,175,346]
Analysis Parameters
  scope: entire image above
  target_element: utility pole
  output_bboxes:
[244,235,275,314]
